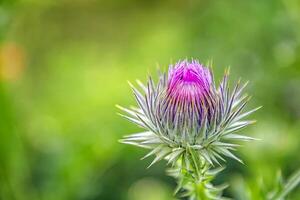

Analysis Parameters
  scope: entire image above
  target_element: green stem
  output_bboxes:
[169,150,225,200]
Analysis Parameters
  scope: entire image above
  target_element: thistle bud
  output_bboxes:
[118,59,260,166]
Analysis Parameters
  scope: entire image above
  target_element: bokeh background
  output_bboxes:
[0,0,300,199]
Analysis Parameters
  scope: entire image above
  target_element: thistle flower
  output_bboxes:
[118,59,260,167]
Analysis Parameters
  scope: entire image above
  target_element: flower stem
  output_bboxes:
[168,151,226,200]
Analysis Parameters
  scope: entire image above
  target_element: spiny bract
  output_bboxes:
[118,59,260,167]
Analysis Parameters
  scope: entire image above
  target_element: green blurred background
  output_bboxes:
[0,0,300,199]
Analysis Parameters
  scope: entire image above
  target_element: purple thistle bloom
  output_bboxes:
[162,60,215,138]
[118,59,260,166]
[167,60,212,99]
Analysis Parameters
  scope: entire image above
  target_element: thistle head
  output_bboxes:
[119,59,260,167]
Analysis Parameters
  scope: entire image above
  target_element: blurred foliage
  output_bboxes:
[0,0,299,199]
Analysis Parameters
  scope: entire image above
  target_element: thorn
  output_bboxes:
[115,104,123,109]
[225,67,231,76]
[127,80,133,87]
[257,105,263,110]
[248,96,253,101]
[237,77,242,84]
